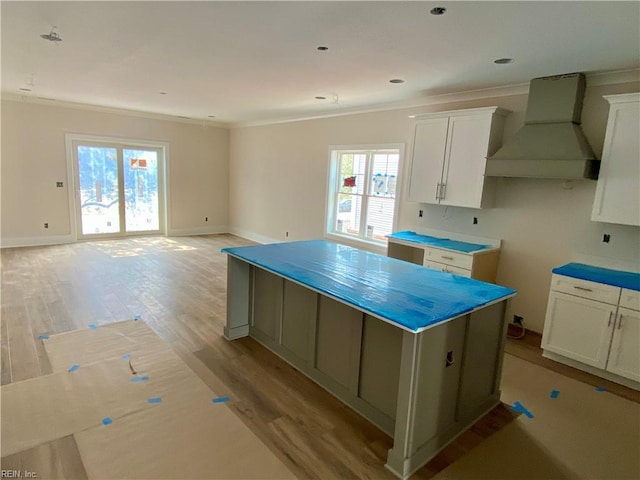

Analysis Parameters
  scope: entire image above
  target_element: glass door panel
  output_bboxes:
[123,148,160,233]
[77,145,121,235]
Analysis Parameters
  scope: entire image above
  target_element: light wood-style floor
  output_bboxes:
[6,234,633,479]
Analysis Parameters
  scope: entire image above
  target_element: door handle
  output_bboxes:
[617,313,623,330]
[607,311,613,327]
[441,255,454,261]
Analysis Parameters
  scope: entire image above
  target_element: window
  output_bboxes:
[326,145,402,245]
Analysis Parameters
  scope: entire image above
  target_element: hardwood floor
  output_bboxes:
[1,235,517,479]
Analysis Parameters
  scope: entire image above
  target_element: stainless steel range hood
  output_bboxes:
[486,73,599,179]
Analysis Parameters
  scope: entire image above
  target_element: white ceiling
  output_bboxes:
[2,1,639,126]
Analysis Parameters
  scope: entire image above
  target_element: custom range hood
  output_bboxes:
[486,73,599,179]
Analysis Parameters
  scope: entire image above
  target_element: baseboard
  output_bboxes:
[167,225,228,236]
[1,234,75,248]
[227,227,281,245]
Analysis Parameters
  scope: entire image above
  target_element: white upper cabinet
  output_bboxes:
[591,93,640,226]
[408,106,509,209]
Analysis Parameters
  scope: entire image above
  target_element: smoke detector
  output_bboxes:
[40,27,62,43]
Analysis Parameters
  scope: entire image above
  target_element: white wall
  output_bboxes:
[1,100,229,245]
[229,81,640,333]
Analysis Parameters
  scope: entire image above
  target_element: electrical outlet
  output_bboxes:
[418,210,423,218]
[285,231,289,237]
[603,233,610,243]
[205,217,208,222]
[473,216,478,225]
[56,181,64,187]
[513,315,523,325]
[44,223,49,229]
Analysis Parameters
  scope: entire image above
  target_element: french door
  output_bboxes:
[70,136,166,239]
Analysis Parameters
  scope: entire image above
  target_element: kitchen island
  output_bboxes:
[222,240,516,479]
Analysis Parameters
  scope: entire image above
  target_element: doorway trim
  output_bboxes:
[65,133,170,241]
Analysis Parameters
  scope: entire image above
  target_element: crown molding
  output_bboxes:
[233,68,639,128]
[2,68,637,130]
[0,93,228,128]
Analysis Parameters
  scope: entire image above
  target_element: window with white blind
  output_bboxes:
[326,145,402,245]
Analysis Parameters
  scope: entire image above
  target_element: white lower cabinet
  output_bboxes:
[607,306,640,383]
[542,275,640,388]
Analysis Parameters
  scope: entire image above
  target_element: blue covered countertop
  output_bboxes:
[552,263,640,292]
[222,240,516,333]
[387,231,491,253]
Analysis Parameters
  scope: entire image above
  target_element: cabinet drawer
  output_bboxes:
[424,247,473,270]
[423,259,471,277]
[550,274,620,305]
[619,289,640,311]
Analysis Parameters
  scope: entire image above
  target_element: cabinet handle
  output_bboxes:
[617,314,623,330]
[608,311,613,327]
[435,183,441,200]
[441,255,454,261]
[441,183,447,200]
[573,286,593,292]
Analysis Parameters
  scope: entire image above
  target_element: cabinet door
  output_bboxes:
[606,307,640,382]
[408,118,448,204]
[541,291,615,369]
[441,114,492,208]
[591,98,640,226]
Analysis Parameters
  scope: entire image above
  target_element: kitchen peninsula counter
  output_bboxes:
[222,240,516,479]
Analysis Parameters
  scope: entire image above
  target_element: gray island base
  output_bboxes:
[222,240,516,479]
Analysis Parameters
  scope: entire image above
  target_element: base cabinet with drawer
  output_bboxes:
[387,232,501,283]
[542,270,640,388]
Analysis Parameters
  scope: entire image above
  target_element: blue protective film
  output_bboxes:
[552,263,640,291]
[387,231,490,253]
[222,240,515,332]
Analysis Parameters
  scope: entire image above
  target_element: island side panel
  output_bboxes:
[359,314,403,420]
[315,296,363,394]
[386,299,510,479]
[457,301,508,420]
[281,280,318,365]
[223,256,252,340]
[252,268,283,342]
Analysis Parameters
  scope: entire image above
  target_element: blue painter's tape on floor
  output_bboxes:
[68,364,80,373]
[134,315,141,321]
[512,401,534,418]
[130,375,149,383]
[596,386,607,392]
[88,324,98,330]
[121,353,131,360]
[212,396,230,404]
[39,335,49,340]
[147,397,162,404]
[550,390,559,399]
[102,417,113,426]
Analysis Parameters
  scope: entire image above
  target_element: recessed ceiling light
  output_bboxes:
[430,7,446,15]
[389,79,405,84]
[159,91,167,95]
[494,58,514,64]
[19,88,32,92]
[315,96,327,100]
[317,46,329,51]
[40,27,62,42]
